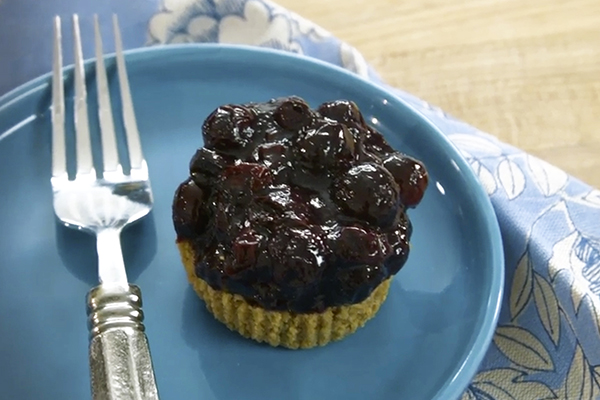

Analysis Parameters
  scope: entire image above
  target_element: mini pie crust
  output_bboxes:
[177,240,391,349]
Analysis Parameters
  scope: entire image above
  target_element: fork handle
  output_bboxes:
[87,284,160,400]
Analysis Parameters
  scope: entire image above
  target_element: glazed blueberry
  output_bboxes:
[254,143,288,169]
[189,148,227,187]
[295,122,355,170]
[393,207,413,238]
[172,179,208,239]
[173,96,428,313]
[203,243,231,288]
[255,186,314,229]
[202,105,256,154]
[336,264,385,303]
[270,228,326,288]
[363,127,394,155]
[228,228,265,275]
[332,163,400,226]
[273,97,314,131]
[334,226,390,265]
[383,154,428,207]
[317,100,365,128]
[385,228,410,275]
[218,163,273,200]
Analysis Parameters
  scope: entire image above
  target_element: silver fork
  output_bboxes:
[52,14,160,400]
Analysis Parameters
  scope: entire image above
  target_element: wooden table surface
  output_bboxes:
[278,0,600,188]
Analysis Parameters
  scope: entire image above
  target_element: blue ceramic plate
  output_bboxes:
[0,45,503,400]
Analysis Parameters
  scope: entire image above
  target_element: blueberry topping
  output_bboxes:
[383,153,428,207]
[332,163,400,226]
[273,96,314,131]
[190,148,227,187]
[295,122,355,170]
[317,100,365,128]
[173,96,428,312]
[202,105,256,154]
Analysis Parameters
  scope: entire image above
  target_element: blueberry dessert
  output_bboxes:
[173,96,428,349]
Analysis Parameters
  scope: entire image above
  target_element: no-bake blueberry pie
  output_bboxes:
[172,96,428,349]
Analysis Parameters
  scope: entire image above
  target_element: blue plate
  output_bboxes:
[0,44,503,400]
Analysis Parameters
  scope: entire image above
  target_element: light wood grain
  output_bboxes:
[278,0,600,188]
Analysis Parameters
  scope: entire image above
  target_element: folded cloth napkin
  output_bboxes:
[147,1,600,398]
[1,0,599,398]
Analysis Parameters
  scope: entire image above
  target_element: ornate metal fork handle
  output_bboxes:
[88,283,157,400]
[52,15,159,400]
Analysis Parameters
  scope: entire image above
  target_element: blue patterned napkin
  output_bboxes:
[147,1,600,399]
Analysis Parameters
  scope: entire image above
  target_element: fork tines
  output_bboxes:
[52,14,145,182]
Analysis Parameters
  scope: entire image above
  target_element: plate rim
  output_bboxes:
[0,43,504,400]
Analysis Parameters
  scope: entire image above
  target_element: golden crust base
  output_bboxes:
[177,240,390,349]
